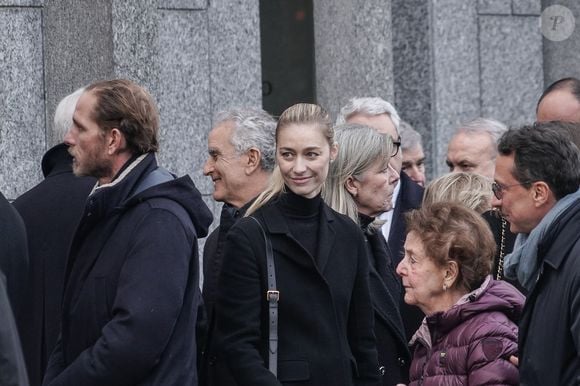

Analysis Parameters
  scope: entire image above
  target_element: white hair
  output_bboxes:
[52,87,85,147]
[336,97,401,131]
[213,107,277,171]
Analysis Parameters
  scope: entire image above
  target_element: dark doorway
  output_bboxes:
[260,0,316,117]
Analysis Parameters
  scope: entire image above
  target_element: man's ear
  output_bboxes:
[531,181,554,207]
[107,128,127,155]
[245,148,262,175]
[345,176,359,197]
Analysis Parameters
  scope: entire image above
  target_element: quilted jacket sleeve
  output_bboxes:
[466,317,519,386]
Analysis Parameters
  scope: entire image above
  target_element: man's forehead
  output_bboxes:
[450,130,494,152]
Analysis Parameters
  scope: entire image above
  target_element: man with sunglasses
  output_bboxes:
[336,97,424,341]
[493,122,580,386]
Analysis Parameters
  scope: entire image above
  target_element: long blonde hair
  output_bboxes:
[322,123,393,226]
[245,103,333,216]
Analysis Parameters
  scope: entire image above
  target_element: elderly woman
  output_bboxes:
[396,202,523,386]
[422,172,521,291]
[324,123,410,386]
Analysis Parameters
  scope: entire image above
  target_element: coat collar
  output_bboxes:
[259,196,336,273]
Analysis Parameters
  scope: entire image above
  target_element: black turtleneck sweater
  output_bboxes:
[277,188,321,264]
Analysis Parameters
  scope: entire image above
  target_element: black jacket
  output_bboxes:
[43,153,213,386]
[519,197,580,386]
[13,144,95,386]
[201,203,248,386]
[387,173,424,265]
[0,270,29,386]
[215,193,380,386]
[387,173,424,341]
[361,216,410,386]
[0,191,28,327]
[0,189,29,386]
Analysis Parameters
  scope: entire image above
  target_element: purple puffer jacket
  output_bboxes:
[408,276,524,386]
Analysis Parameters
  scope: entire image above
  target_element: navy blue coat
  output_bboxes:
[13,144,95,386]
[43,153,212,386]
[519,197,580,386]
[387,173,423,266]
[215,194,380,386]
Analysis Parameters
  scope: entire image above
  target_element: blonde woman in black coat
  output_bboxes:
[215,103,380,386]
[323,123,410,386]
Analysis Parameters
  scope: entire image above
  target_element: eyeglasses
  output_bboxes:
[492,181,533,200]
[391,136,401,157]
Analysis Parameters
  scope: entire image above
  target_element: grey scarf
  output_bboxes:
[503,188,580,291]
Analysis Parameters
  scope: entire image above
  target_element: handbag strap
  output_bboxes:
[249,216,279,376]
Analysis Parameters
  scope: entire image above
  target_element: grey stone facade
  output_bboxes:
[1,0,575,212]
[542,0,580,86]
[313,0,394,118]
[0,0,261,214]
[393,0,544,177]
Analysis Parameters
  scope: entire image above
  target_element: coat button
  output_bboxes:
[378,366,385,376]
[208,356,217,366]
[398,357,406,367]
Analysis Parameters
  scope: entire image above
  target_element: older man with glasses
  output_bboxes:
[336,97,424,341]
[492,121,580,386]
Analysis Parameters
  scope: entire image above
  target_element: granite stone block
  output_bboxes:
[431,1,480,176]
[0,9,44,199]
[208,0,262,118]
[542,0,580,86]
[392,0,434,179]
[480,15,543,126]
[512,0,541,15]
[313,0,393,119]
[478,0,512,15]
[112,0,160,96]
[156,10,211,191]
[157,0,207,10]
[43,0,114,147]
[0,0,42,6]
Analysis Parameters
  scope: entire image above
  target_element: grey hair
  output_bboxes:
[214,107,277,171]
[52,87,85,147]
[399,120,423,151]
[422,172,493,214]
[322,123,394,228]
[335,97,401,131]
[455,118,507,157]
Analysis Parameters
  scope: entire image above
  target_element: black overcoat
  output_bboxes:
[215,196,380,386]
[13,144,95,386]
[386,173,424,341]
[363,228,410,386]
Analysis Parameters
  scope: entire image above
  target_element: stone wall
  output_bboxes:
[313,0,394,118]
[392,0,544,178]
[0,0,262,209]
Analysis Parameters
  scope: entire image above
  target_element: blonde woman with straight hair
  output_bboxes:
[215,103,380,385]
[323,123,411,386]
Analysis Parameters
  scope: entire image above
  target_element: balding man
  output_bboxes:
[536,77,580,148]
[537,77,580,123]
[446,117,507,179]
